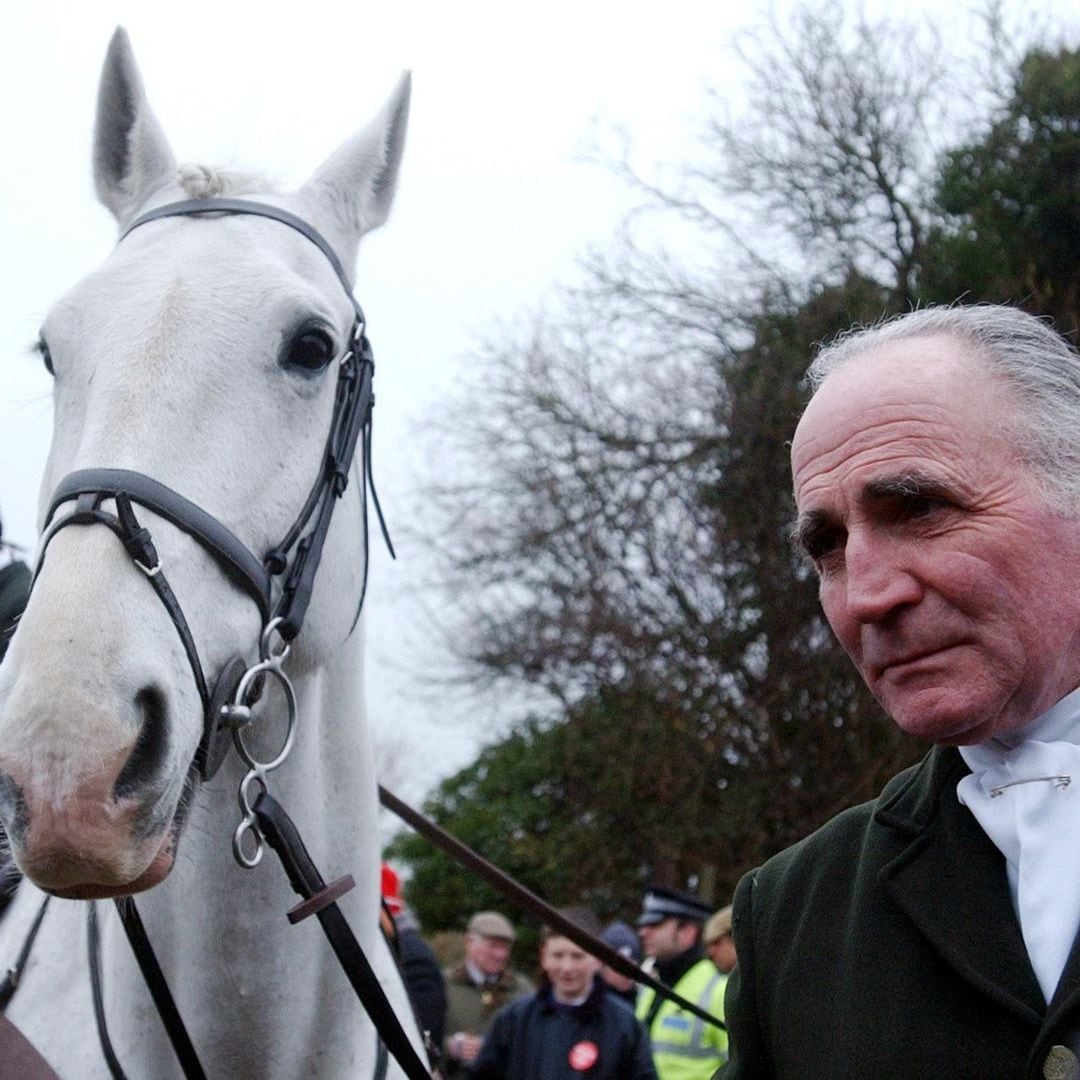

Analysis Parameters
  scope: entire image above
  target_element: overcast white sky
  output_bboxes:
[1,0,760,803]
[1,0,1068,805]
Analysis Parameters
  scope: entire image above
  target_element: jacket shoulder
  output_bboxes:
[750,747,962,902]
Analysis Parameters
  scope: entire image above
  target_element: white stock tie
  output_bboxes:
[959,736,1080,1003]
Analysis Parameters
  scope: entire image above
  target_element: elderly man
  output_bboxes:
[443,910,533,1076]
[719,305,1080,1079]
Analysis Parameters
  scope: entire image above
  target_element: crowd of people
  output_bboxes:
[381,868,733,1079]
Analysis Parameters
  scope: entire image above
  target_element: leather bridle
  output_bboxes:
[29,197,433,1080]
[36,196,392,783]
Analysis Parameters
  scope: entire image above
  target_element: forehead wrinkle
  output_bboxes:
[792,404,986,518]
[794,412,964,477]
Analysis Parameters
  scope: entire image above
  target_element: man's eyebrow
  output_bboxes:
[789,508,834,554]
[862,472,955,502]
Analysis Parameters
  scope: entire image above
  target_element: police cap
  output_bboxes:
[636,885,713,927]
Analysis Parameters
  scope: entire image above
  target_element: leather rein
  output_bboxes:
[31,197,432,1080]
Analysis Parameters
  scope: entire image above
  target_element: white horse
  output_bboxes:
[0,28,425,1079]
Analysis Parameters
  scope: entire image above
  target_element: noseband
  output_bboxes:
[35,197,392,785]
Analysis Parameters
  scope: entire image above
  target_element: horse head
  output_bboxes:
[0,28,408,899]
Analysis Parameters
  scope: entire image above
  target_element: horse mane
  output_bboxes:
[176,162,277,198]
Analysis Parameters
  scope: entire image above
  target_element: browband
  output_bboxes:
[120,197,362,320]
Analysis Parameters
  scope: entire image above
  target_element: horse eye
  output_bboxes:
[285,328,336,372]
[37,338,54,376]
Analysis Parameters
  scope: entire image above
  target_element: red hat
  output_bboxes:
[381,863,403,915]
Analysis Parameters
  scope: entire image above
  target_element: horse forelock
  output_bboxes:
[176,162,276,198]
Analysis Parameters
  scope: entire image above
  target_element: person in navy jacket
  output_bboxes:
[470,907,657,1080]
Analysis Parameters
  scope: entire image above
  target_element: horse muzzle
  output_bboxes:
[0,741,182,897]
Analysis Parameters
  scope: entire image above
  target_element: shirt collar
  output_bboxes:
[961,683,1080,773]
[465,958,501,987]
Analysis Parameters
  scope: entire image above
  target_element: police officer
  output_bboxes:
[635,886,727,1080]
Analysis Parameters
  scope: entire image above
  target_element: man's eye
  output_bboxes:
[902,495,948,519]
[806,544,842,577]
[802,528,844,564]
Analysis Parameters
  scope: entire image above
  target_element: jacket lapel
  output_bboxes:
[1048,924,1080,1022]
[877,746,1045,1025]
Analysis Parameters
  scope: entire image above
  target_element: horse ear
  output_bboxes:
[301,72,411,243]
[93,27,177,224]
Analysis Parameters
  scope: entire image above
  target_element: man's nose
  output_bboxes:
[841,531,923,624]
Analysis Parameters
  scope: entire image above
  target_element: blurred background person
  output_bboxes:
[443,910,532,1076]
[599,920,642,1006]
[0,512,29,664]
[0,511,29,917]
[703,905,737,975]
[380,863,447,1065]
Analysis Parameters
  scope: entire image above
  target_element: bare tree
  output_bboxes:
[396,5,1080,904]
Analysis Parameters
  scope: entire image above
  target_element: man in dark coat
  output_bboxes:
[721,306,1080,1079]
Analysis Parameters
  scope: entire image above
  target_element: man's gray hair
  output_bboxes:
[807,304,1080,514]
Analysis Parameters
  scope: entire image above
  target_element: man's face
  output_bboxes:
[706,934,737,974]
[540,935,600,1002]
[791,334,1080,744]
[638,917,693,962]
[600,963,636,994]
[465,932,512,977]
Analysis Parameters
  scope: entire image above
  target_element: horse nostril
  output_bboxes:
[113,686,170,800]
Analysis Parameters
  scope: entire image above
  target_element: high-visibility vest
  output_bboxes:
[635,958,728,1080]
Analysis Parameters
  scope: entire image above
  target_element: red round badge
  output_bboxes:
[568,1041,599,1071]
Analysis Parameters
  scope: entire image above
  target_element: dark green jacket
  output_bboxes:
[719,746,1080,1079]
[442,964,533,1077]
